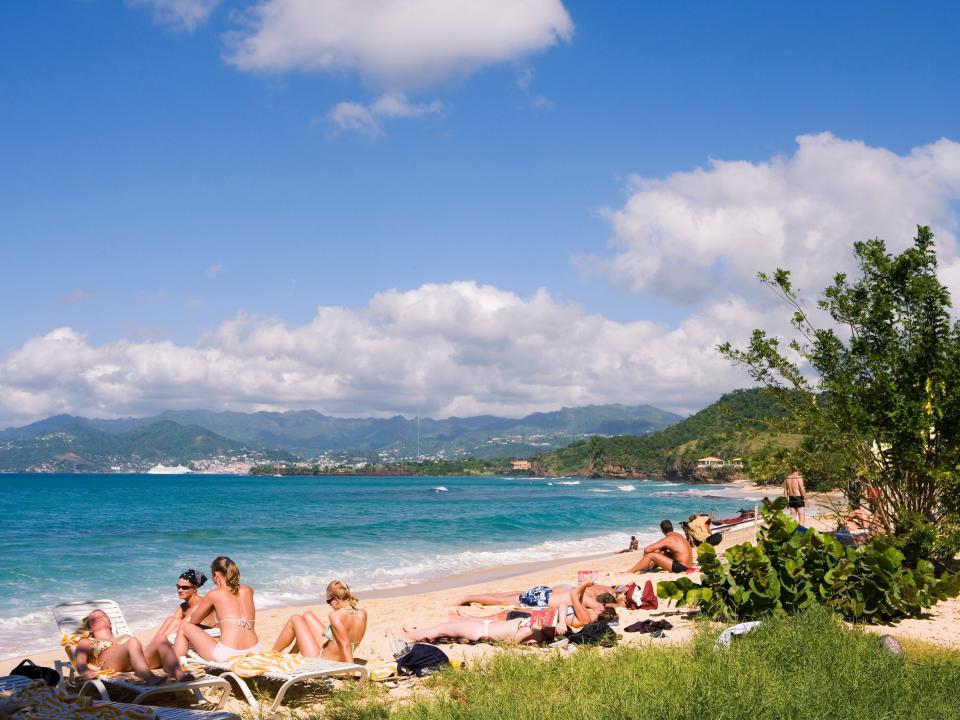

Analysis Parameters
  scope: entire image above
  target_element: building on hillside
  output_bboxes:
[697,456,725,469]
[511,459,532,471]
[730,457,744,469]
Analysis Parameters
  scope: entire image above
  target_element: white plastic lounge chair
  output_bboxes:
[0,675,239,720]
[187,651,369,712]
[53,600,232,708]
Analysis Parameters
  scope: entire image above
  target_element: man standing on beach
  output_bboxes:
[783,468,807,525]
[627,520,693,574]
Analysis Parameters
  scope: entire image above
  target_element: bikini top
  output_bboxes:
[86,636,130,662]
[215,617,255,629]
[325,607,360,645]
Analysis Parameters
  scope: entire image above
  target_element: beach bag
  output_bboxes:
[11,658,60,687]
[567,622,618,647]
[396,643,450,677]
[623,582,640,610]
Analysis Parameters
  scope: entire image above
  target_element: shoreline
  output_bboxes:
[0,479,772,671]
[3,492,957,700]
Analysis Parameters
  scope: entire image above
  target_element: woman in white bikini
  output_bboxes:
[272,580,367,663]
[173,556,262,663]
[75,609,182,683]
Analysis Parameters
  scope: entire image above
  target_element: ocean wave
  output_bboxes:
[617,484,636,492]
[589,488,613,493]
[432,486,448,492]
[548,481,580,486]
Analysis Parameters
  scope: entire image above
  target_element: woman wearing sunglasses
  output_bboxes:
[144,569,213,667]
[152,569,213,641]
[271,580,367,663]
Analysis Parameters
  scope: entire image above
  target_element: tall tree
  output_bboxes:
[719,226,960,550]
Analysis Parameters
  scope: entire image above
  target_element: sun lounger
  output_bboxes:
[186,651,369,712]
[0,675,239,720]
[52,600,232,708]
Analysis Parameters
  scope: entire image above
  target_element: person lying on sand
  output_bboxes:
[398,616,557,646]
[627,520,693,574]
[76,609,181,684]
[272,580,367,663]
[455,582,624,611]
[452,580,617,633]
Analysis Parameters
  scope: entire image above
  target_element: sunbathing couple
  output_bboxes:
[75,556,366,683]
[404,579,618,645]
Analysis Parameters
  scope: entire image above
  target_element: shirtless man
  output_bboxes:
[627,520,693,574]
[783,468,807,525]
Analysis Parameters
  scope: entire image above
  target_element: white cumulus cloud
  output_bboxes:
[584,133,960,305]
[224,0,574,89]
[0,282,762,428]
[127,0,222,31]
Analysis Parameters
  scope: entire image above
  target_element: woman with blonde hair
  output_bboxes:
[75,609,183,683]
[272,580,367,663]
[173,556,262,662]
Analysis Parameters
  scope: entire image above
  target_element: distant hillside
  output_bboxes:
[78,404,683,459]
[0,417,260,472]
[535,389,797,479]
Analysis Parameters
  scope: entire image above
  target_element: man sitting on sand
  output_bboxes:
[616,535,640,553]
[627,520,693,574]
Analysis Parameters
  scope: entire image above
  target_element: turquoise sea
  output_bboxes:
[0,473,761,659]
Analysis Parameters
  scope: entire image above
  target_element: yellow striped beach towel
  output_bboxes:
[1,680,155,720]
[226,651,308,678]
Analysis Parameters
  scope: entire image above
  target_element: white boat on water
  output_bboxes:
[147,464,192,475]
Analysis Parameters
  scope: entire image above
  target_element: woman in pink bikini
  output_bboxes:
[173,556,262,662]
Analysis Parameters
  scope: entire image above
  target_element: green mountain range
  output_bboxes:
[0,403,683,471]
[0,417,263,472]
[535,389,794,479]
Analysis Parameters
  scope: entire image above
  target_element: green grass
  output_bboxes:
[311,607,960,720]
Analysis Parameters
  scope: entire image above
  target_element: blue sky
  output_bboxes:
[1,1,959,426]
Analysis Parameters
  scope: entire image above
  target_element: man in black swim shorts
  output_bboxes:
[783,468,807,525]
[627,520,693,574]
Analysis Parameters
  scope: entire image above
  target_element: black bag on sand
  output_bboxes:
[11,658,60,687]
[567,622,618,647]
[396,644,450,677]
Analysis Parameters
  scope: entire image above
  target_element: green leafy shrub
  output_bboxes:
[657,497,960,622]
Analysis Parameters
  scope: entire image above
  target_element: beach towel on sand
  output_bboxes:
[226,651,309,678]
[1,680,155,720]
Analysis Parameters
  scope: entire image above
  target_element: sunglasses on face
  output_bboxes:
[176,585,194,591]
[325,597,335,605]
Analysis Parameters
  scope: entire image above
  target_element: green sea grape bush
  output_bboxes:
[657,498,960,622]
